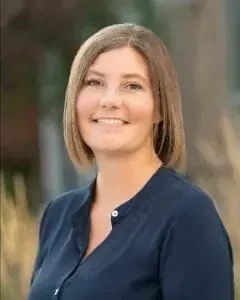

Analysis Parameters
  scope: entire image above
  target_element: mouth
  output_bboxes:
[92,118,129,125]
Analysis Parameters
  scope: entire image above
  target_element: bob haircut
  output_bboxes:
[64,23,186,171]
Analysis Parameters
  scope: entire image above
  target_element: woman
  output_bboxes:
[28,24,234,300]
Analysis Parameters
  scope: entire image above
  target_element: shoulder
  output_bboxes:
[44,186,88,218]
[153,168,221,226]
[37,183,92,243]
[47,186,89,216]
[154,169,232,252]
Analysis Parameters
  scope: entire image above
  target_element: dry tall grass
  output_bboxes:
[1,173,38,300]
[196,116,240,299]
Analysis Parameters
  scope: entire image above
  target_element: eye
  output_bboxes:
[84,79,103,87]
[125,82,143,91]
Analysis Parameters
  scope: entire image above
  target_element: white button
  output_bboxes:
[111,210,118,217]
[54,288,59,296]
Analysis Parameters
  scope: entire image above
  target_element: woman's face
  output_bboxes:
[76,46,156,157]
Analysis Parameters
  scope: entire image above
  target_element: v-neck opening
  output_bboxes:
[80,228,114,264]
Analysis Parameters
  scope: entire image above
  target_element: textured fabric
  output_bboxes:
[28,167,234,300]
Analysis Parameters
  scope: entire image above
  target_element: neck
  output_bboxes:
[94,149,162,209]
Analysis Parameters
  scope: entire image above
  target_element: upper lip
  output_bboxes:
[92,117,129,123]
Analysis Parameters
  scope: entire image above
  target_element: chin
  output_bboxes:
[93,145,125,154]
[90,142,130,155]
[87,137,129,153]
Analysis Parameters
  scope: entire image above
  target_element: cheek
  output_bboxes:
[76,91,96,122]
[129,97,155,125]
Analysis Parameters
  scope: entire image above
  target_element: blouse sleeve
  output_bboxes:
[159,193,234,300]
[30,200,53,286]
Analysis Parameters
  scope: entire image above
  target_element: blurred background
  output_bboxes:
[1,0,239,299]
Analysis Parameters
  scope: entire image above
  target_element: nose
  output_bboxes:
[99,88,122,108]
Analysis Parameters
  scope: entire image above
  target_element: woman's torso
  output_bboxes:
[28,167,233,300]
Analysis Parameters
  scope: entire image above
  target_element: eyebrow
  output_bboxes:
[87,69,149,84]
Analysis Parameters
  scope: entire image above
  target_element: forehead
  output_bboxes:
[88,47,149,78]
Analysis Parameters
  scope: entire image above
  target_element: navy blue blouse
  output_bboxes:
[28,167,234,300]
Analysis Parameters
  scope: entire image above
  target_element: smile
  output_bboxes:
[93,118,128,124]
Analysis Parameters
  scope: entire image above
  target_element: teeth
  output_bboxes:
[96,118,125,124]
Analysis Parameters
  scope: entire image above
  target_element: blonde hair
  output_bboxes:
[64,23,186,171]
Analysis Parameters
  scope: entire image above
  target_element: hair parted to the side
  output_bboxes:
[64,23,186,172]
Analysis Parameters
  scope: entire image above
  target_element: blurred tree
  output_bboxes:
[164,1,239,295]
